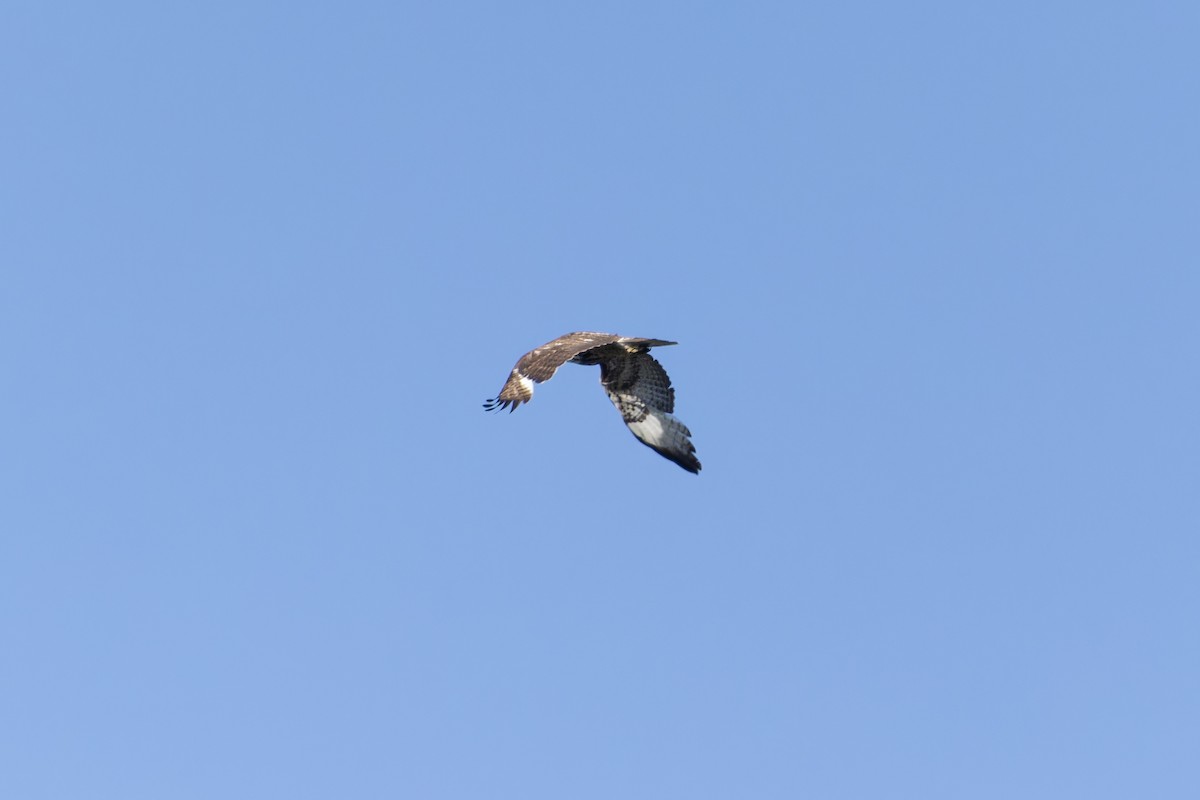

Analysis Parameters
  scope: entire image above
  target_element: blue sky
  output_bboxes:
[3,2,1198,797]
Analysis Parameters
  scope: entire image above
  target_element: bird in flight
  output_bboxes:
[484,332,701,473]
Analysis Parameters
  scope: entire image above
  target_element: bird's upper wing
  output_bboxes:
[599,351,701,474]
[484,332,622,412]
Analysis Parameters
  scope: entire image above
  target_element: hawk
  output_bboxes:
[484,332,701,473]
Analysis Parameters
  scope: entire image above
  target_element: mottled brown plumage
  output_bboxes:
[484,332,700,473]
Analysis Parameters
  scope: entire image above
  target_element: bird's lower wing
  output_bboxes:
[613,398,701,474]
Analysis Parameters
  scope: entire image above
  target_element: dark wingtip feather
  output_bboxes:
[650,445,701,474]
[484,396,522,413]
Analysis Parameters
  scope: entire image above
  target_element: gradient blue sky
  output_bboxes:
[3,2,1198,798]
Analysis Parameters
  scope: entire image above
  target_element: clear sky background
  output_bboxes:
[3,2,1198,798]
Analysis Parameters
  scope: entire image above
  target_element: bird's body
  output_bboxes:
[485,332,701,473]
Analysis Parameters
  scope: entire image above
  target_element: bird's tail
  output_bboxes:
[622,338,677,350]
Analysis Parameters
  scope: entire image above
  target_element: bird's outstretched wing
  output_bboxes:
[599,351,701,474]
[484,332,624,412]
